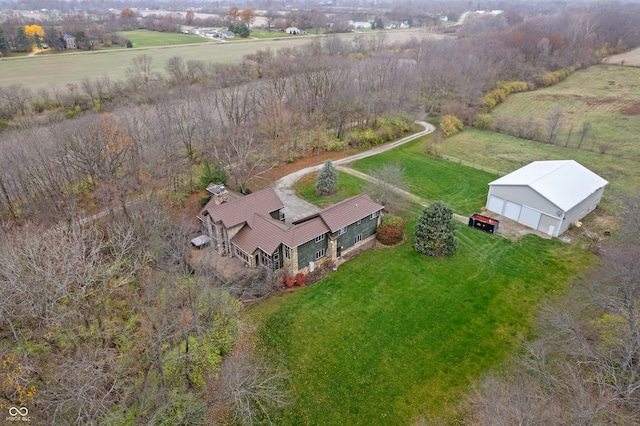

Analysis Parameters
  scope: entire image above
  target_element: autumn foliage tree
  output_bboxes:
[414,201,457,256]
[440,115,464,138]
[121,8,135,19]
[228,6,240,23]
[240,9,256,27]
[24,24,44,42]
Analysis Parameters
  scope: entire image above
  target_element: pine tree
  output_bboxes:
[315,160,338,196]
[15,27,30,52]
[414,201,458,256]
[0,28,8,56]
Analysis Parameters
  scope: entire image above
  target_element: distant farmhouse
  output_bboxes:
[197,185,383,274]
[486,160,608,237]
[62,34,76,49]
[194,28,234,38]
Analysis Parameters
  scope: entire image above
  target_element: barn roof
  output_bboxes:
[489,160,608,211]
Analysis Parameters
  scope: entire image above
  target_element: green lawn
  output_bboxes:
[350,137,496,216]
[249,30,292,39]
[116,29,215,48]
[295,172,367,207]
[249,226,591,424]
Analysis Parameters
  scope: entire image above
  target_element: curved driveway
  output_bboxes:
[275,121,435,222]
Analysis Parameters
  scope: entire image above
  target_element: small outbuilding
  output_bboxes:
[486,160,608,237]
[190,235,211,249]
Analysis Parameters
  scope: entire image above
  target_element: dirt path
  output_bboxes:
[603,47,640,66]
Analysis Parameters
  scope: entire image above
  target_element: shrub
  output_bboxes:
[440,115,464,138]
[376,214,405,245]
[327,138,344,151]
[199,159,227,190]
[199,196,211,207]
[473,114,494,130]
[295,273,306,286]
[285,275,295,288]
[483,80,532,111]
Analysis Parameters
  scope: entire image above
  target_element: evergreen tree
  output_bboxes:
[44,26,64,50]
[0,28,9,56]
[15,27,30,52]
[315,160,338,196]
[228,23,250,38]
[414,201,458,256]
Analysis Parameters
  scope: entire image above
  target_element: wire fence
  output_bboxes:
[438,154,506,177]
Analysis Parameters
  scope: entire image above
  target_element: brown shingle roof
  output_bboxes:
[295,193,384,232]
[232,214,290,254]
[197,188,283,228]
[232,214,329,254]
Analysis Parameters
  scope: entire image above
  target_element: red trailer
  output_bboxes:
[468,213,499,234]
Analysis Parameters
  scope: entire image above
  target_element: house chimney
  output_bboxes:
[207,183,229,205]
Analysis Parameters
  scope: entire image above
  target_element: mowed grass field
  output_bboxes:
[491,65,640,160]
[115,29,215,48]
[249,180,591,424]
[0,28,435,91]
[350,137,496,216]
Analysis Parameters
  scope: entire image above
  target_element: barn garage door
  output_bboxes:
[504,201,522,221]
[519,206,542,229]
[487,195,505,215]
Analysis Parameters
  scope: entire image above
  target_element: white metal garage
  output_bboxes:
[486,160,608,237]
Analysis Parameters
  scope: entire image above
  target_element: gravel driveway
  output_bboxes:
[274,121,435,222]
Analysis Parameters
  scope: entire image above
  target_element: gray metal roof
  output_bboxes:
[489,160,608,211]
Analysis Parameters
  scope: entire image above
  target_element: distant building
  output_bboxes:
[349,21,372,29]
[62,34,76,49]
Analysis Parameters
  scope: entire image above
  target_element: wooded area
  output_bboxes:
[1,2,640,423]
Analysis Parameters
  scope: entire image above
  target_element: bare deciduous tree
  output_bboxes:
[209,341,291,424]
[545,106,564,145]
[364,163,408,213]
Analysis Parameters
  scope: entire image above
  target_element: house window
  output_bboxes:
[338,227,347,235]
[355,233,363,244]
[315,248,326,260]
[315,234,325,243]
[370,211,379,220]
[357,219,362,225]
[284,245,291,259]
[236,248,249,263]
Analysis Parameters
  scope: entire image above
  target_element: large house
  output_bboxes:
[197,184,384,274]
[486,160,608,237]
